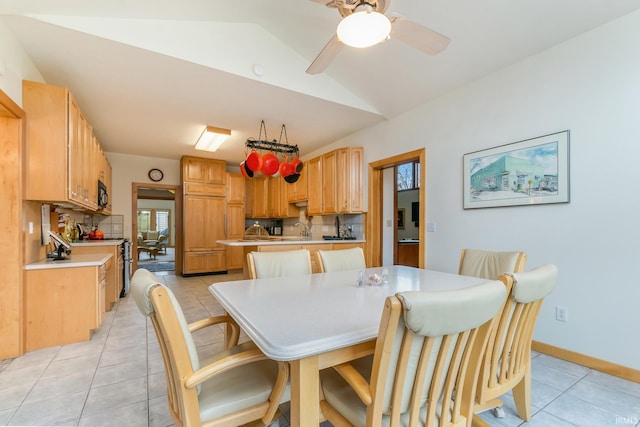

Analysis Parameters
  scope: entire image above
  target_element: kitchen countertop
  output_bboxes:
[25,254,113,270]
[398,239,420,244]
[70,239,125,247]
[217,239,365,246]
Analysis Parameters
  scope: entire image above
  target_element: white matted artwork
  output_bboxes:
[463,130,570,209]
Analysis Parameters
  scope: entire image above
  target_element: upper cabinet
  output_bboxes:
[22,80,112,213]
[182,156,226,184]
[307,147,363,215]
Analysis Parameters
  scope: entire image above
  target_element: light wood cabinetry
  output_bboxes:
[181,156,227,275]
[268,177,298,218]
[397,243,419,267]
[24,260,110,351]
[71,244,122,310]
[307,156,323,215]
[287,169,308,203]
[337,147,364,213]
[22,81,112,212]
[307,147,364,215]
[226,173,245,270]
[245,176,268,218]
[182,156,226,184]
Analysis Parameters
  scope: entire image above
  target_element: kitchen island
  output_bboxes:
[217,239,365,277]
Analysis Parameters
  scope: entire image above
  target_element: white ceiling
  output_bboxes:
[2,0,640,165]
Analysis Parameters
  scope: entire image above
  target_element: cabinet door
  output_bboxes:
[68,94,82,203]
[184,252,226,274]
[307,156,323,215]
[253,177,269,218]
[287,167,308,202]
[227,173,245,204]
[337,147,364,213]
[268,177,281,217]
[322,150,338,214]
[184,196,226,250]
[206,159,227,185]
[182,156,207,182]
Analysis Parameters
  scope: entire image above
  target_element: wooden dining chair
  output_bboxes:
[130,268,290,427]
[472,264,558,426]
[247,249,312,279]
[319,280,507,427]
[458,248,527,279]
[316,247,366,273]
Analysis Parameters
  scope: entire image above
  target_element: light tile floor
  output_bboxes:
[1,271,639,427]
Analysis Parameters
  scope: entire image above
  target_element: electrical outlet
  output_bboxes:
[556,305,568,322]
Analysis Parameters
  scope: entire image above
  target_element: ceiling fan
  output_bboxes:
[307,0,450,74]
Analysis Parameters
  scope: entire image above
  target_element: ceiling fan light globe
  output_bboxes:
[337,10,391,48]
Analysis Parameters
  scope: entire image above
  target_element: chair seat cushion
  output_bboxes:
[199,357,290,421]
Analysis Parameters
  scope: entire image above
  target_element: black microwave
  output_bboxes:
[98,180,109,208]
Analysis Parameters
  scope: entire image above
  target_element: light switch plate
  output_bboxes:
[426,222,436,232]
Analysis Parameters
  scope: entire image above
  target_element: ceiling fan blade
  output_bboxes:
[306,34,344,74]
[389,14,450,56]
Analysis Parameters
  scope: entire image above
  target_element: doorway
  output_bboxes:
[131,182,182,275]
[366,149,425,268]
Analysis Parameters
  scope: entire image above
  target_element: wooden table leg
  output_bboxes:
[290,355,320,427]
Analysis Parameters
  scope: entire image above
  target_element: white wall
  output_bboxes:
[331,11,640,369]
[106,152,181,239]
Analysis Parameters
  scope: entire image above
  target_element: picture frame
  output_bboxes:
[397,208,405,229]
[463,130,570,209]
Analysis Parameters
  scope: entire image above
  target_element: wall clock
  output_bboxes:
[148,168,164,182]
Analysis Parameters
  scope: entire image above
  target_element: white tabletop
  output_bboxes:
[209,266,487,361]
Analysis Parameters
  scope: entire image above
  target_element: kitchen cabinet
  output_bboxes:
[71,243,122,310]
[22,81,111,212]
[182,156,228,275]
[397,242,419,268]
[181,156,226,184]
[307,156,323,215]
[337,147,364,213]
[24,257,111,351]
[307,147,364,215]
[226,173,245,270]
[287,168,308,203]
[245,176,268,218]
[268,177,298,218]
[183,195,226,274]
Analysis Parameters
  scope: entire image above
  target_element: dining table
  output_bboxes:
[208,265,488,426]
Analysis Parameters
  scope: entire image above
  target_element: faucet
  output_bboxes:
[294,222,312,241]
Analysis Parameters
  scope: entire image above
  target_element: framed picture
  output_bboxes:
[463,130,570,209]
[397,208,405,229]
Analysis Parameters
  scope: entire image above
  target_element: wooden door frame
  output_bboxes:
[131,182,182,275]
[366,149,426,268]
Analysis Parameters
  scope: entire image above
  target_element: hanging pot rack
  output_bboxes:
[245,120,299,157]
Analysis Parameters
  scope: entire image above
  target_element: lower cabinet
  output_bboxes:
[24,261,110,351]
[397,243,419,267]
[184,251,227,275]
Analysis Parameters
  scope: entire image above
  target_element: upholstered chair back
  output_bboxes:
[458,248,527,279]
[247,249,312,279]
[316,247,366,273]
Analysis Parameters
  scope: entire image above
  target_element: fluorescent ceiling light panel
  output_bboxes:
[195,126,231,152]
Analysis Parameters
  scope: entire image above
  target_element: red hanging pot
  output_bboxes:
[279,155,294,177]
[261,153,280,176]
[246,150,263,172]
[291,157,304,173]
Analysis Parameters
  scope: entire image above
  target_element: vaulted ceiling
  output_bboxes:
[2,0,640,165]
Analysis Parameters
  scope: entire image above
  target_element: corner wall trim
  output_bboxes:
[532,341,640,384]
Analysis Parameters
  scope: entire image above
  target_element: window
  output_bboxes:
[397,161,420,191]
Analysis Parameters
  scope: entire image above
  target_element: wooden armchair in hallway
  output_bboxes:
[130,268,290,426]
[472,264,558,426]
[247,249,312,279]
[458,248,528,279]
[316,247,366,273]
[319,280,507,427]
